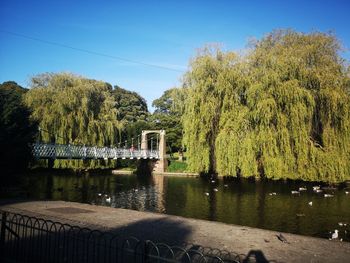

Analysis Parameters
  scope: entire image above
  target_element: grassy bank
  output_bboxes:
[167,160,188,172]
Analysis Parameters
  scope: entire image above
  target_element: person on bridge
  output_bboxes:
[130,145,135,158]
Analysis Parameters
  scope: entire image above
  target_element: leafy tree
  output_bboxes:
[182,46,237,173]
[25,73,122,169]
[0,81,37,174]
[112,86,148,122]
[151,88,186,154]
[182,30,350,183]
[153,88,176,114]
[111,86,150,146]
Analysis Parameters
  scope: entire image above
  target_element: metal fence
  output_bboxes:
[0,211,241,263]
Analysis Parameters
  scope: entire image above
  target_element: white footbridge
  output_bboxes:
[32,143,159,160]
[31,130,168,172]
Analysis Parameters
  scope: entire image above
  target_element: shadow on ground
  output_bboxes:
[0,209,278,263]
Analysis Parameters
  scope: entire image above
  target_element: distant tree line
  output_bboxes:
[0,72,184,171]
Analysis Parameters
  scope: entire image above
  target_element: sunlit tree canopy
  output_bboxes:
[182,30,350,183]
[25,73,122,169]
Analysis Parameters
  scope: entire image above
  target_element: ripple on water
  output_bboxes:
[20,172,350,241]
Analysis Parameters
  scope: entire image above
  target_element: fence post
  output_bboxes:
[0,212,7,256]
[143,241,149,263]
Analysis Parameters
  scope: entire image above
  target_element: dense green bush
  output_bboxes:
[167,161,188,173]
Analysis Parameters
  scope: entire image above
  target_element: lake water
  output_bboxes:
[7,172,350,241]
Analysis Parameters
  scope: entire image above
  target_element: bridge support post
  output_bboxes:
[141,131,148,151]
[48,158,54,169]
[155,130,168,173]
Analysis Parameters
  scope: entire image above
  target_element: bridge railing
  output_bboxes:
[31,143,160,160]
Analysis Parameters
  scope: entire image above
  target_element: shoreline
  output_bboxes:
[23,168,349,184]
[111,169,134,175]
[152,171,199,177]
[1,200,349,262]
[111,169,199,177]
[11,168,347,185]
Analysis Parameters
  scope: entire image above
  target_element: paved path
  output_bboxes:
[1,200,349,263]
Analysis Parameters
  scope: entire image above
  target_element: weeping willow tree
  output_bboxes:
[182,46,237,173]
[183,30,350,182]
[25,73,123,169]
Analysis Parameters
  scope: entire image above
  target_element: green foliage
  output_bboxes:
[182,46,238,173]
[152,89,174,114]
[112,86,148,122]
[167,161,188,172]
[111,86,150,145]
[152,88,186,115]
[25,73,122,169]
[24,73,153,169]
[182,30,350,183]
[0,81,37,174]
[151,88,186,153]
[123,120,152,146]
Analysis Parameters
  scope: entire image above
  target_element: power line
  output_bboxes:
[0,29,185,73]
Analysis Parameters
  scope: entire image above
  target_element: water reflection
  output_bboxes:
[22,172,350,241]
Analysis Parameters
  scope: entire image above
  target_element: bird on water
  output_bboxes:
[313,186,321,191]
[324,194,334,198]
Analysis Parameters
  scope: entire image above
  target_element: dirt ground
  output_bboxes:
[1,200,349,263]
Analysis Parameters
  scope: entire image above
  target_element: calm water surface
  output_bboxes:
[12,172,350,241]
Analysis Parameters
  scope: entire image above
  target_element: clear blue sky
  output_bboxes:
[1,0,349,111]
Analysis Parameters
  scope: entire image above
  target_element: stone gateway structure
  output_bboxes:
[141,130,168,173]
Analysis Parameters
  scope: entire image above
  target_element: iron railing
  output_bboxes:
[0,210,241,263]
[31,143,160,160]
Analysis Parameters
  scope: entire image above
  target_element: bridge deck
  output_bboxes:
[32,143,159,160]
